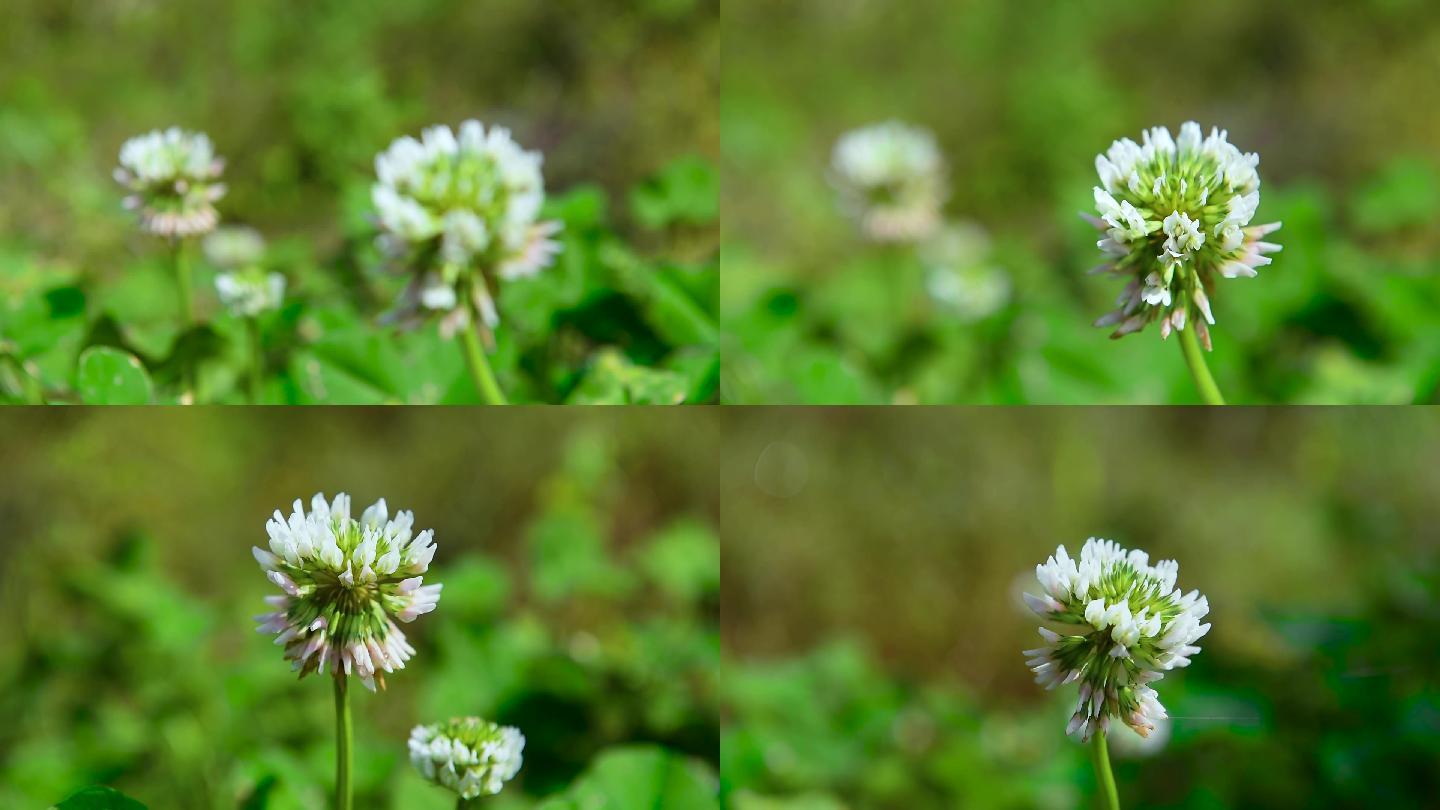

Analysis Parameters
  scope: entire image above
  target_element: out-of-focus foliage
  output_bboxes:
[0,0,718,404]
[721,0,1440,404]
[0,410,720,808]
[722,409,1440,808]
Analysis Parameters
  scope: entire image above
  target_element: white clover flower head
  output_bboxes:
[409,717,524,799]
[216,269,285,318]
[114,127,227,238]
[1022,537,1210,742]
[253,493,442,692]
[371,120,562,333]
[1086,122,1282,349]
[919,221,1010,321]
[831,120,948,243]
[203,225,266,270]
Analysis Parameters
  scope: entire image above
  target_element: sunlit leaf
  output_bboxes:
[76,346,153,405]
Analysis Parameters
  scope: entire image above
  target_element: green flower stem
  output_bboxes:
[459,315,508,405]
[457,799,478,810]
[173,239,195,325]
[245,317,263,404]
[1178,326,1225,405]
[334,676,353,810]
[1091,730,1121,810]
[172,240,197,403]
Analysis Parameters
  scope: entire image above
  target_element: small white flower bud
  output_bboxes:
[409,718,524,799]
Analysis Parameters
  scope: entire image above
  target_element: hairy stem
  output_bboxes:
[1178,326,1225,405]
[1091,730,1121,810]
[459,314,508,405]
[334,676,353,810]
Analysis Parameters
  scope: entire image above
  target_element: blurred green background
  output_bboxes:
[1,0,719,404]
[721,408,1440,808]
[721,0,1440,404]
[0,409,720,808]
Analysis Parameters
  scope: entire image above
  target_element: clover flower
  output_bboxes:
[1086,122,1282,348]
[1022,537,1210,742]
[253,493,442,692]
[831,121,947,243]
[114,127,227,238]
[205,226,283,317]
[919,222,1010,321]
[371,120,562,334]
[216,269,286,317]
[409,717,525,800]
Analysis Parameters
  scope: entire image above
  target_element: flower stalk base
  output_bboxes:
[335,676,352,810]
[460,317,507,405]
[1178,326,1225,404]
[1091,730,1120,810]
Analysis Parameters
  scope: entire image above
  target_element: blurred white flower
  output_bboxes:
[919,222,1010,321]
[216,269,285,318]
[1086,122,1282,348]
[252,493,442,692]
[831,121,947,243]
[371,120,562,333]
[1022,537,1210,742]
[114,127,226,238]
[409,717,524,799]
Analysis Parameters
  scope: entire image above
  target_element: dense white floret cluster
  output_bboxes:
[409,717,525,799]
[1086,122,1282,348]
[831,121,947,243]
[216,270,286,317]
[371,120,562,333]
[253,493,442,691]
[1023,538,1210,742]
[115,128,227,238]
[919,222,1010,321]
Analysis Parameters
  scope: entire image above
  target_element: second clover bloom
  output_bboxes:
[831,121,948,243]
[1022,537,1211,742]
[1086,122,1282,349]
[409,717,525,800]
[215,269,286,318]
[206,227,285,317]
[253,493,442,692]
[919,222,1011,322]
[114,127,227,238]
[371,120,562,335]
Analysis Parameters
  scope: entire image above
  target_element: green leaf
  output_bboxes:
[528,509,634,602]
[568,349,690,405]
[537,746,718,810]
[76,347,153,405]
[1350,156,1440,233]
[729,791,849,810]
[0,351,46,403]
[639,520,720,603]
[629,155,718,230]
[602,244,717,348]
[51,786,148,810]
